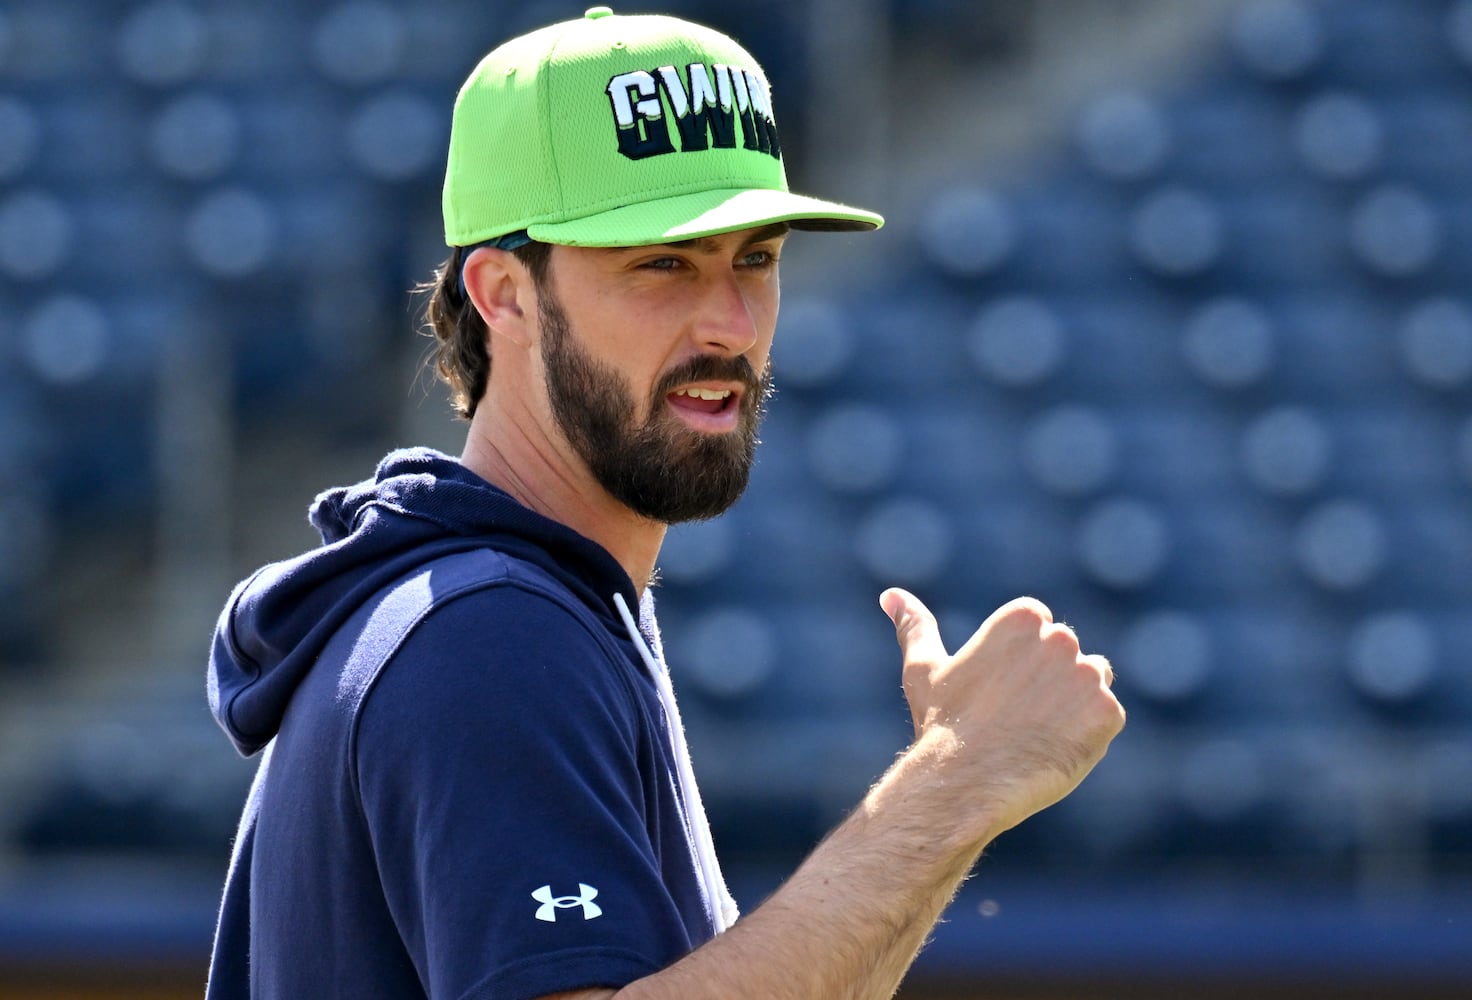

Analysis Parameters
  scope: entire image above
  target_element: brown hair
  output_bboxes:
[419,240,552,419]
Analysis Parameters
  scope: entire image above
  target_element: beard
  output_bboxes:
[538,287,772,524]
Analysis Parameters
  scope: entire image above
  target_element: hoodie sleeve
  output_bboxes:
[354,581,701,1000]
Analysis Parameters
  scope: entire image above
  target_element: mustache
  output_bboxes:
[654,354,765,398]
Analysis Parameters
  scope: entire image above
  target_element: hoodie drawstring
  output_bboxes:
[612,591,740,934]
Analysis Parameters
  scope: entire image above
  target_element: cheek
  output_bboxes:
[747,281,780,354]
[557,306,661,395]
[754,307,779,369]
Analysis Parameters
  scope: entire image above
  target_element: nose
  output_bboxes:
[692,270,762,357]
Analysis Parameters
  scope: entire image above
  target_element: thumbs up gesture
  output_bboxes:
[881,589,1125,838]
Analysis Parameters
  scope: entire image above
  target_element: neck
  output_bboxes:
[459,395,665,597]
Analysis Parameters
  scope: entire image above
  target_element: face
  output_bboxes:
[535,225,785,523]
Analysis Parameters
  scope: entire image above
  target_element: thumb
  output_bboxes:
[879,588,948,668]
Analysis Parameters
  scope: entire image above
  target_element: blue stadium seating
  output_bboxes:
[3,5,1471,968]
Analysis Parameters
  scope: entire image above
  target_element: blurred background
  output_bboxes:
[1,0,1470,996]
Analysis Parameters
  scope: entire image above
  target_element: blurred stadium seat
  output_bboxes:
[4,0,1472,994]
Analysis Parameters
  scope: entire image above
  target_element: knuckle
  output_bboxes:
[896,621,932,657]
[1095,688,1127,729]
[895,606,935,640]
[997,597,1053,631]
[901,658,931,680]
[901,657,939,690]
[1041,623,1080,655]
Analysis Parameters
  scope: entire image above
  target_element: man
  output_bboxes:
[206,8,1124,999]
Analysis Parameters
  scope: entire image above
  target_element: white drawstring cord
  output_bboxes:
[613,591,740,933]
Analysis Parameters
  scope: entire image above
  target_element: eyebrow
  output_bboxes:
[663,222,791,253]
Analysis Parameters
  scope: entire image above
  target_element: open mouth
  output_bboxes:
[666,385,741,430]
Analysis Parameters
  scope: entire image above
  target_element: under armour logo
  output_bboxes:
[532,883,602,922]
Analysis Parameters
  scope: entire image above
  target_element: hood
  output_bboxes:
[208,447,639,757]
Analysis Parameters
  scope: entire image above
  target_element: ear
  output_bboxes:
[462,247,535,348]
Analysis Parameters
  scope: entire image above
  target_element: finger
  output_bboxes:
[1042,620,1080,653]
[947,597,1051,663]
[960,597,1055,655]
[879,588,948,668]
[992,596,1054,630]
[1082,653,1114,688]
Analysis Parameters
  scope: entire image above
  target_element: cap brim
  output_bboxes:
[525,187,883,247]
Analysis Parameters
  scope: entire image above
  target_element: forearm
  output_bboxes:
[560,592,1123,1000]
[618,730,994,1000]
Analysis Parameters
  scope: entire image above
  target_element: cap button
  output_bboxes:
[585,6,614,18]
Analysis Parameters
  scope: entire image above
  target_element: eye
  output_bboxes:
[739,248,779,269]
[640,256,683,271]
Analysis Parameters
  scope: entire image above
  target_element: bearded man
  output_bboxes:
[204,9,1123,1000]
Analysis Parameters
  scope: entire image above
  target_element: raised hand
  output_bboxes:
[881,589,1126,839]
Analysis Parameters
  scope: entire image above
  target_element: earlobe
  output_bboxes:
[462,248,532,347]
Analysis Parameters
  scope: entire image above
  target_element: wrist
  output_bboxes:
[862,727,1006,860]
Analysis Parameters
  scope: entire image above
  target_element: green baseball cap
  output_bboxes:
[442,6,883,248]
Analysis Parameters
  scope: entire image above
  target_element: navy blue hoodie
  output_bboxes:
[206,448,728,999]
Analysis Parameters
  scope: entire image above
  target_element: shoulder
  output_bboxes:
[405,554,629,683]
[355,559,648,755]
[350,561,663,833]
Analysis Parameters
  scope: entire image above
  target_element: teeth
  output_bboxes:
[675,387,732,401]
